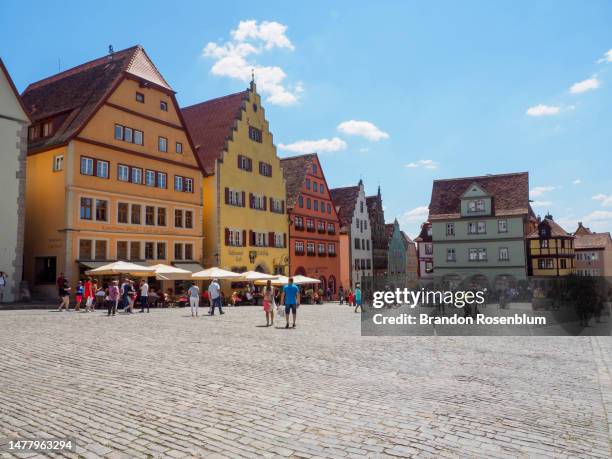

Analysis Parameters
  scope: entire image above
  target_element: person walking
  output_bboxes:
[139,279,150,313]
[56,272,66,301]
[58,279,71,311]
[94,283,105,311]
[281,277,300,329]
[347,288,354,307]
[338,285,345,305]
[0,271,7,303]
[75,281,84,312]
[120,278,130,311]
[108,280,120,316]
[188,282,200,317]
[263,280,275,327]
[208,278,224,315]
[84,277,94,312]
[354,284,362,312]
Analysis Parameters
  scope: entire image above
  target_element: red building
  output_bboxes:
[280,153,341,296]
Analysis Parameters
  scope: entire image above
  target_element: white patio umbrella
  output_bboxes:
[292,275,322,285]
[85,261,155,277]
[253,275,289,286]
[150,264,193,281]
[191,267,243,280]
[239,271,279,281]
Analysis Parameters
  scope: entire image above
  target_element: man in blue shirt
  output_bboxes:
[281,277,300,328]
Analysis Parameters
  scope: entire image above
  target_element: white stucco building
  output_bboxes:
[0,59,30,302]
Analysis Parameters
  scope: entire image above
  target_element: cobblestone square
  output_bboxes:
[0,304,610,458]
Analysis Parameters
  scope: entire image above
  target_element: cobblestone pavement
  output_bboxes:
[0,304,610,458]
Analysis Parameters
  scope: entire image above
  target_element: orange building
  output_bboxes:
[21,46,203,297]
[281,154,341,296]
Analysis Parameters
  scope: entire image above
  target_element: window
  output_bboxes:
[469,248,487,261]
[477,221,486,234]
[295,241,304,254]
[53,155,64,172]
[157,172,167,189]
[314,200,319,211]
[185,210,193,229]
[274,233,284,248]
[541,239,549,248]
[271,198,283,213]
[130,241,141,261]
[560,259,568,269]
[318,243,325,255]
[468,221,486,234]
[41,121,51,137]
[158,136,168,152]
[174,244,183,260]
[157,207,166,226]
[354,238,360,250]
[320,201,325,213]
[327,203,331,214]
[248,126,262,142]
[131,204,141,225]
[228,229,243,247]
[94,240,107,260]
[160,101,168,111]
[298,196,303,208]
[312,164,318,174]
[317,221,325,232]
[328,243,336,255]
[157,242,166,260]
[185,178,193,193]
[538,259,554,269]
[95,160,109,178]
[80,198,93,220]
[468,200,485,212]
[320,184,325,194]
[252,194,266,210]
[131,167,142,184]
[238,155,252,171]
[446,223,455,236]
[175,209,184,228]
[447,248,456,261]
[174,176,183,191]
[184,244,193,260]
[307,242,315,255]
[425,261,433,274]
[306,219,314,231]
[114,124,124,140]
[136,92,145,103]
[259,162,272,177]
[360,201,364,213]
[80,157,94,176]
[176,142,183,154]
[118,165,129,181]
[145,242,155,260]
[95,199,108,221]
[313,182,318,192]
[306,198,311,209]
[117,241,128,260]
[124,127,133,143]
[118,203,128,223]
[145,206,155,226]
[499,247,509,261]
[498,220,508,233]
[134,130,143,145]
[305,179,311,190]
[425,243,433,255]
[79,239,92,260]
[145,170,156,187]
[327,223,335,233]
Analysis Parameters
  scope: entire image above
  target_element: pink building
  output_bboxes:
[414,221,433,284]
[573,223,612,277]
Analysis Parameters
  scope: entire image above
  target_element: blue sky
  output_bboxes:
[2,1,611,237]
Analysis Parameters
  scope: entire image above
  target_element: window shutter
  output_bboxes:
[269,197,273,212]
[283,233,287,248]
[225,187,230,205]
[237,155,242,169]
[249,230,254,246]
[249,193,254,209]
[268,232,274,247]
[263,196,267,211]
[224,228,230,246]
[241,191,246,207]
[281,200,285,214]
[248,158,253,171]
[242,230,247,247]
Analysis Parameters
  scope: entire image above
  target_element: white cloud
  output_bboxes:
[203,20,301,106]
[405,159,439,170]
[597,49,612,64]
[529,186,557,198]
[592,194,612,207]
[399,206,429,224]
[572,179,581,185]
[570,77,600,94]
[526,104,561,116]
[583,210,612,222]
[531,200,553,208]
[278,137,347,154]
[337,120,389,141]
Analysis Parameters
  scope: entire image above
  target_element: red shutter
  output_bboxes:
[249,230,254,246]
[269,197,273,212]
[242,230,247,247]
[241,191,246,207]
[237,155,242,169]
[248,158,253,171]
[283,233,287,248]
[263,196,267,211]
[224,228,230,246]
[281,200,285,214]
[268,232,274,247]
[225,187,230,204]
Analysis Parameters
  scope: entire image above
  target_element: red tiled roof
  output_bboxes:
[280,153,317,207]
[181,91,248,175]
[414,222,431,243]
[330,185,360,228]
[21,45,172,153]
[574,222,593,236]
[526,218,572,239]
[429,172,529,220]
[575,232,612,250]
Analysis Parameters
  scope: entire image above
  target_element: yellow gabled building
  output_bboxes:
[182,80,289,279]
[527,214,575,278]
[21,46,204,297]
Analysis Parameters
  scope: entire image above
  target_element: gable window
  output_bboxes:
[53,155,64,172]
[447,248,456,261]
[446,223,455,236]
[80,157,94,175]
[305,179,311,190]
[314,200,319,211]
[499,247,509,261]
[248,126,262,143]
[158,136,168,152]
[238,155,253,171]
[259,161,272,177]
[29,125,40,140]
[320,184,325,194]
[41,121,52,137]
[327,203,331,214]
[145,170,156,187]
[498,219,508,233]
[135,92,145,103]
[313,182,318,192]
[176,142,183,154]
[468,199,485,212]
[312,164,318,174]
[160,101,168,111]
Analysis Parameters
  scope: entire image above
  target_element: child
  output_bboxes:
[75,281,84,312]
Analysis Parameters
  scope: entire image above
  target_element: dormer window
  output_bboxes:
[136,92,145,103]
[468,199,485,212]
[160,101,168,111]
[42,121,53,137]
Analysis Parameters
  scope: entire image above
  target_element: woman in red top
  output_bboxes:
[84,277,94,312]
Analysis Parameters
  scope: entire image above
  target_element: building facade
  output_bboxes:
[527,215,575,278]
[22,46,204,297]
[428,172,534,289]
[386,220,406,275]
[330,180,373,289]
[573,223,612,277]
[281,153,341,295]
[402,231,419,281]
[0,59,30,302]
[182,81,288,279]
[366,188,388,276]
[414,222,434,284]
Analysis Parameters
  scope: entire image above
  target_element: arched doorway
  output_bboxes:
[254,264,267,273]
[294,266,306,276]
